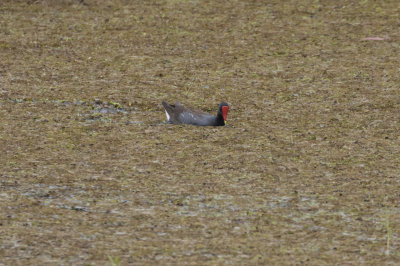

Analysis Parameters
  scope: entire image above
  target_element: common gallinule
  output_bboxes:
[162,101,229,126]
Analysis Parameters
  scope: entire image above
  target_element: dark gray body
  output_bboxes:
[162,101,226,126]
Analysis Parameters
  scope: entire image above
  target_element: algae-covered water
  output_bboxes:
[1,0,399,264]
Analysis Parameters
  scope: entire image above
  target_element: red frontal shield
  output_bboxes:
[222,106,229,121]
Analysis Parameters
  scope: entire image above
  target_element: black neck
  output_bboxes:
[215,111,225,126]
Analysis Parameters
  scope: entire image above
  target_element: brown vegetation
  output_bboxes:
[1,0,399,264]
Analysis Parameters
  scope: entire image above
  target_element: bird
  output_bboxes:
[162,101,229,126]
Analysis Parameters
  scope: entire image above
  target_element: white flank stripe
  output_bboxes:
[165,110,170,121]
